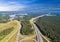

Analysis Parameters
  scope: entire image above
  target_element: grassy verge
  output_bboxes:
[8,32,17,42]
[0,28,14,40]
[42,36,47,42]
[20,20,34,35]
[0,20,19,42]
[22,39,34,42]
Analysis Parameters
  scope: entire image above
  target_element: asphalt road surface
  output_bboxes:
[15,22,21,42]
[33,23,43,42]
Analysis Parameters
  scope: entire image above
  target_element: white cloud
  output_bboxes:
[0,2,25,11]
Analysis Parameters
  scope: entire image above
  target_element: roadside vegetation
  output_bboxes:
[22,39,34,42]
[35,15,60,42]
[0,19,19,41]
[8,32,17,42]
[15,14,35,35]
[0,15,9,23]
[20,20,34,35]
[0,28,14,40]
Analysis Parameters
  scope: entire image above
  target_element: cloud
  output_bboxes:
[0,0,60,12]
[0,2,25,11]
[21,4,60,13]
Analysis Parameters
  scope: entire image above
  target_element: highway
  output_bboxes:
[32,14,51,42]
[19,14,50,42]
[14,14,50,42]
[2,20,21,42]
[15,22,21,42]
[8,14,50,42]
[33,23,43,42]
[15,14,46,42]
[31,15,45,42]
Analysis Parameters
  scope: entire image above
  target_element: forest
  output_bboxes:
[35,15,60,42]
[0,15,9,23]
[20,20,34,35]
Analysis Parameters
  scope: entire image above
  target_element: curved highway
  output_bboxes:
[31,14,51,42]
[15,22,21,42]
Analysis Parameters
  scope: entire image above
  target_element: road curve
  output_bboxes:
[15,22,21,42]
[32,14,51,42]
[33,23,43,42]
[31,15,45,42]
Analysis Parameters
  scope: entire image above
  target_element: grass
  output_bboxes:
[0,23,5,25]
[0,20,19,42]
[22,39,34,42]
[0,28,14,40]
[18,35,23,41]
[42,37,47,42]
[8,32,17,42]
[0,20,16,32]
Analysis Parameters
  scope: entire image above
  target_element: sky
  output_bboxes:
[0,0,60,13]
